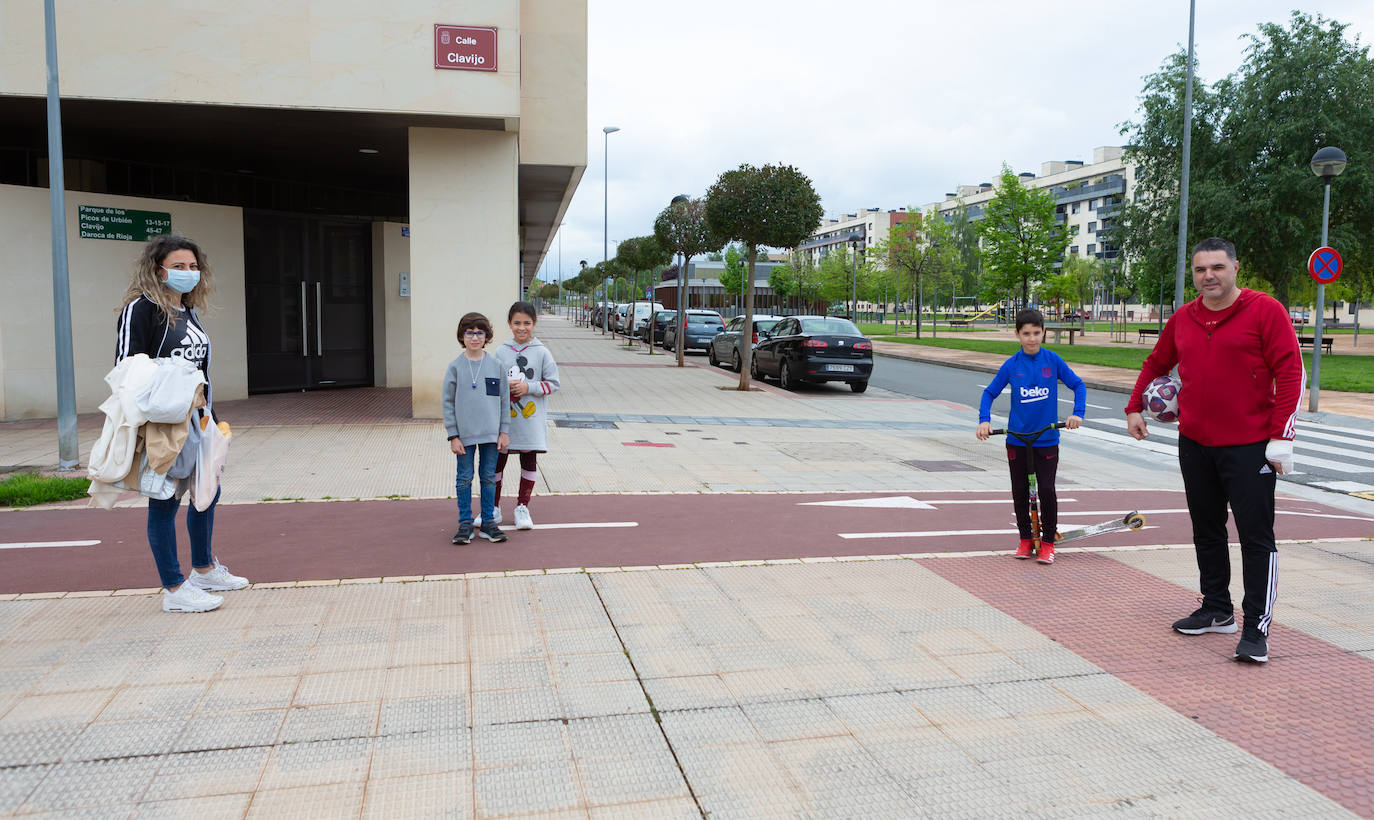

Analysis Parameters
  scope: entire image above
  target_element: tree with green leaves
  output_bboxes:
[977,166,1068,305]
[654,196,723,365]
[867,207,958,337]
[719,244,746,308]
[1119,12,1374,308]
[1035,272,1079,318]
[1060,255,1104,318]
[704,163,823,390]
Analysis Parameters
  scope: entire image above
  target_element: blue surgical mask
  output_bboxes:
[162,267,201,294]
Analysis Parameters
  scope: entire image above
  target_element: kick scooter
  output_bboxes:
[989,422,1146,560]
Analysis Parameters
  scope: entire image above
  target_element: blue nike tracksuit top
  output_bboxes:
[978,348,1087,447]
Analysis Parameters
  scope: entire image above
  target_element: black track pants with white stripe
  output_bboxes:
[1177,435,1278,635]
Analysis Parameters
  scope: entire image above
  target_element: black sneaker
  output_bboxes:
[1234,626,1269,663]
[452,521,474,545]
[478,524,507,543]
[1172,606,1238,635]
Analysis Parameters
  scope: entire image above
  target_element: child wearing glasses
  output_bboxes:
[487,301,561,530]
[442,312,510,544]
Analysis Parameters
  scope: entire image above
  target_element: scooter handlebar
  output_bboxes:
[988,422,1068,439]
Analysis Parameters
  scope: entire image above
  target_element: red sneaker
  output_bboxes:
[1014,539,1033,559]
[1036,541,1055,564]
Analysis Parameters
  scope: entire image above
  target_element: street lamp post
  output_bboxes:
[602,126,619,336]
[847,232,863,321]
[671,194,689,366]
[1308,146,1346,413]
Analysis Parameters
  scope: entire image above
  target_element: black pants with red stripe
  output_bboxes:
[1177,435,1278,635]
[1007,444,1058,541]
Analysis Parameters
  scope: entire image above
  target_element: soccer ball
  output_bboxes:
[1143,375,1181,423]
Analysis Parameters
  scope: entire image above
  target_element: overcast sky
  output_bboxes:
[542,1,1374,283]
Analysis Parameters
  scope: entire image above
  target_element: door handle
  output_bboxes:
[315,282,323,355]
[300,281,308,357]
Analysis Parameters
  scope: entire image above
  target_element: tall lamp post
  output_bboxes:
[1308,146,1346,413]
[602,126,619,335]
[847,232,863,320]
[670,195,690,365]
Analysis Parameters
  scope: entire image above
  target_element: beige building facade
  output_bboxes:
[0,0,586,419]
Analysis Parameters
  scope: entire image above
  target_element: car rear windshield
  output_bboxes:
[688,316,721,325]
[800,318,861,335]
[756,319,782,332]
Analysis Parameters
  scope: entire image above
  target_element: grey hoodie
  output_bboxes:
[493,336,560,452]
[441,353,510,446]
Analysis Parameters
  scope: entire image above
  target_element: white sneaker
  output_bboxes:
[187,559,249,591]
[474,507,502,528]
[513,504,534,530]
[162,583,223,613]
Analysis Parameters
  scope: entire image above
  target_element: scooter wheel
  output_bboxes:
[1125,513,1146,530]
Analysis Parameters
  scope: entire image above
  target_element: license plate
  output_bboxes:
[827,364,855,372]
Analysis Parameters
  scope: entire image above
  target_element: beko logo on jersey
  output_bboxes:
[1019,386,1050,402]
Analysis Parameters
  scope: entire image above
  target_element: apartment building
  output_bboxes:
[797,208,916,266]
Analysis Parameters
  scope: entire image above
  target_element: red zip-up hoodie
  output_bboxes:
[1126,289,1304,446]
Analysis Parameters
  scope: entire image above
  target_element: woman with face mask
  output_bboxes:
[115,234,249,613]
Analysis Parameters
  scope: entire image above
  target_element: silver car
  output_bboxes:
[708,314,783,371]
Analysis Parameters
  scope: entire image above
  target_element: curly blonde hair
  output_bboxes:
[121,234,215,320]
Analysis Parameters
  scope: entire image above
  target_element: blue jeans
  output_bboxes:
[455,442,498,525]
[147,487,219,589]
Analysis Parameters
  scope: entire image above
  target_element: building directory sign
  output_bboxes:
[434,25,497,71]
[78,205,172,242]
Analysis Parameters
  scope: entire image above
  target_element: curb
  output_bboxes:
[874,348,1132,395]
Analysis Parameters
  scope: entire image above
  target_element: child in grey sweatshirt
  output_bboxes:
[442,312,510,544]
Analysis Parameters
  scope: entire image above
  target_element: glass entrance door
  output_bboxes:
[245,212,373,393]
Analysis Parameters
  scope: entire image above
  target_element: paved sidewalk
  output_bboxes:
[1,315,1373,818]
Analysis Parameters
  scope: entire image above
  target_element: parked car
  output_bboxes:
[750,315,873,393]
[641,309,676,345]
[662,310,725,353]
[708,314,784,371]
[612,303,631,333]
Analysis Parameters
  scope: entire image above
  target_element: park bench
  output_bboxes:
[1137,327,1160,343]
[1298,335,1335,355]
[947,318,971,327]
[1044,324,1082,345]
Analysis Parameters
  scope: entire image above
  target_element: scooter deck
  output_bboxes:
[1055,511,1146,545]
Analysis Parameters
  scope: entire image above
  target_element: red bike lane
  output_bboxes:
[2,489,1370,593]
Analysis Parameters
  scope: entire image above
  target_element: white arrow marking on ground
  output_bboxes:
[532,522,638,530]
[800,496,937,510]
[0,540,101,550]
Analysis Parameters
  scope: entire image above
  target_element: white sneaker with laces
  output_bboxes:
[162,583,223,613]
[187,559,249,591]
[474,507,502,528]
[513,504,534,530]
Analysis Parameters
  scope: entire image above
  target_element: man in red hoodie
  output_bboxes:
[1126,237,1304,664]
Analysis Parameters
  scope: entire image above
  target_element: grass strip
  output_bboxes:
[875,336,1374,393]
[0,471,92,507]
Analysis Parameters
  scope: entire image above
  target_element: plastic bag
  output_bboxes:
[136,357,206,423]
[190,409,231,511]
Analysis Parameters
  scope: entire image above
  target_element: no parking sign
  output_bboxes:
[1308,246,1342,284]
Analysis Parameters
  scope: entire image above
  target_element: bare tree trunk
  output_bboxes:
[738,247,757,390]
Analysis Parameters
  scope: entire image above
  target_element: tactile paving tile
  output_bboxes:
[369,729,470,780]
[294,668,389,706]
[903,685,1015,725]
[98,683,207,722]
[558,680,651,719]
[377,694,466,736]
[0,725,85,766]
[361,771,474,819]
[773,736,925,817]
[276,701,379,744]
[173,708,285,753]
[127,792,252,819]
[473,720,567,768]
[1,689,116,730]
[471,658,553,692]
[245,781,366,819]
[199,676,298,713]
[576,751,691,807]
[656,707,760,748]
[551,651,637,685]
[741,699,847,742]
[587,797,701,819]
[470,686,560,726]
[543,628,624,656]
[822,692,929,735]
[258,736,373,791]
[141,746,271,803]
[640,675,735,712]
[0,763,52,813]
[22,755,161,813]
[65,716,186,761]
[473,760,581,816]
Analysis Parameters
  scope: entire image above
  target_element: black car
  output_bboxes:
[641,310,676,345]
[662,310,724,353]
[750,315,873,392]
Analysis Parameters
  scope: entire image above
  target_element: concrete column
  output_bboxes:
[407,127,518,418]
